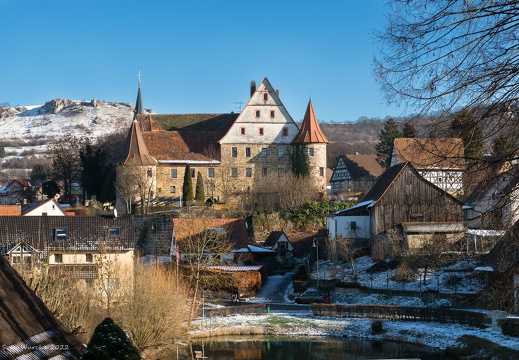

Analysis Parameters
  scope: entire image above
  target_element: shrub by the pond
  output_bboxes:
[81,317,140,360]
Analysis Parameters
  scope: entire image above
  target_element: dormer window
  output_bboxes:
[263,93,268,101]
[255,110,261,118]
[54,228,67,241]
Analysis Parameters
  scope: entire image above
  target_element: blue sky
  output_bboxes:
[1,0,404,123]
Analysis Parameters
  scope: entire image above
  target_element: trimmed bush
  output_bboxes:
[81,317,140,360]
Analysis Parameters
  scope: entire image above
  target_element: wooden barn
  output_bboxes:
[327,162,465,260]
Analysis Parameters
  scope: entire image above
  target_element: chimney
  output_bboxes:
[250,81,256,97]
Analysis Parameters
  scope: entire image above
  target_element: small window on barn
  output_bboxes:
[255,110,261,118]
[282,127,288,136]
[54,228,67,241]
[170,186,176,193]
[147,168,153,177]
[351,221,357,230]
[320,167,325,177]
[270,110,275,118]
[261,148,267,158]
[191,168,196,178]
[263,93,268,101]
[232,147,238,157]
[309,148,315,156]
[259,127,264,136]
[54,253,63,263]
[109,227,120,236]
[240,127,246,135]
[170,169,177,178]
[278,148,284,158]
[245,147,251,157]
[208,168,215,178]
[85,253,93,263]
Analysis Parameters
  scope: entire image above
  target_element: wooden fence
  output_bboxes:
[205,304,266,318]
[311,304,490,326]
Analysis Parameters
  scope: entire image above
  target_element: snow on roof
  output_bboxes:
[474,266,494,272]
[328,200,375,216]
[401,222,464,233]
[207,265,263,272]
[232,245,276,253]
[466,229,506,237]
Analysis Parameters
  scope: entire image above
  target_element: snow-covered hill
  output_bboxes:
[0,98,135,142]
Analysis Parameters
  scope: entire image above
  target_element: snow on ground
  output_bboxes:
[248,271,295,303]
[312,255,485,294]
[193,310,519,351]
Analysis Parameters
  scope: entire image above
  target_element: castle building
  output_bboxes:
[116,78,328,213]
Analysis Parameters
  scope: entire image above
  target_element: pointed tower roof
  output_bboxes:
[135,86,143,115]
[121,119,158,165]
[292,101,329,144]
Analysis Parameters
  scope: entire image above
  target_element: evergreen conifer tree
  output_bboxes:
[376,118,402,169]
[291,144,311,177]
[81,317,140,360]
[182,165,194,204]
[195,171,205,202]
[450,108,484,164]
[402,122,417,138]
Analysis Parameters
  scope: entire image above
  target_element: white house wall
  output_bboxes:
[219,79,299,145]
[327,215,370,240]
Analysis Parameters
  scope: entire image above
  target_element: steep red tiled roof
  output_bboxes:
[393,138,465,170]
[292,101,329,144]
[121,119,158,166]
[0,205,21,216]
[173,218,249,249]
[344,154,384,178]
[139,113,238,132]
[140,115,163,132]
[142,130,223,162]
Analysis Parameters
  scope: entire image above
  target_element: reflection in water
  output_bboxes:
[190,336,454,360]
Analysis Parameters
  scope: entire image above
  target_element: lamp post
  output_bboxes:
[312,238,319,285]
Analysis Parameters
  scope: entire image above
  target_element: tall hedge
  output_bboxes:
[182,165,194,203]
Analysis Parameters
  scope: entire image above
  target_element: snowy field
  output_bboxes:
[313,255,485,294]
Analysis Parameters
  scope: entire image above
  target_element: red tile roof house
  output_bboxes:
[0,179,32,205]
[390,138,466,196]
[172,218,251,265]
[0,254,85,359]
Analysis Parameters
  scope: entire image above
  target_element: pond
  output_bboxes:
[188,336,455,359]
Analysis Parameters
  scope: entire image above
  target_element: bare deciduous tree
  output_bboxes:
[50,135,89,203]
[173,218,236,323]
